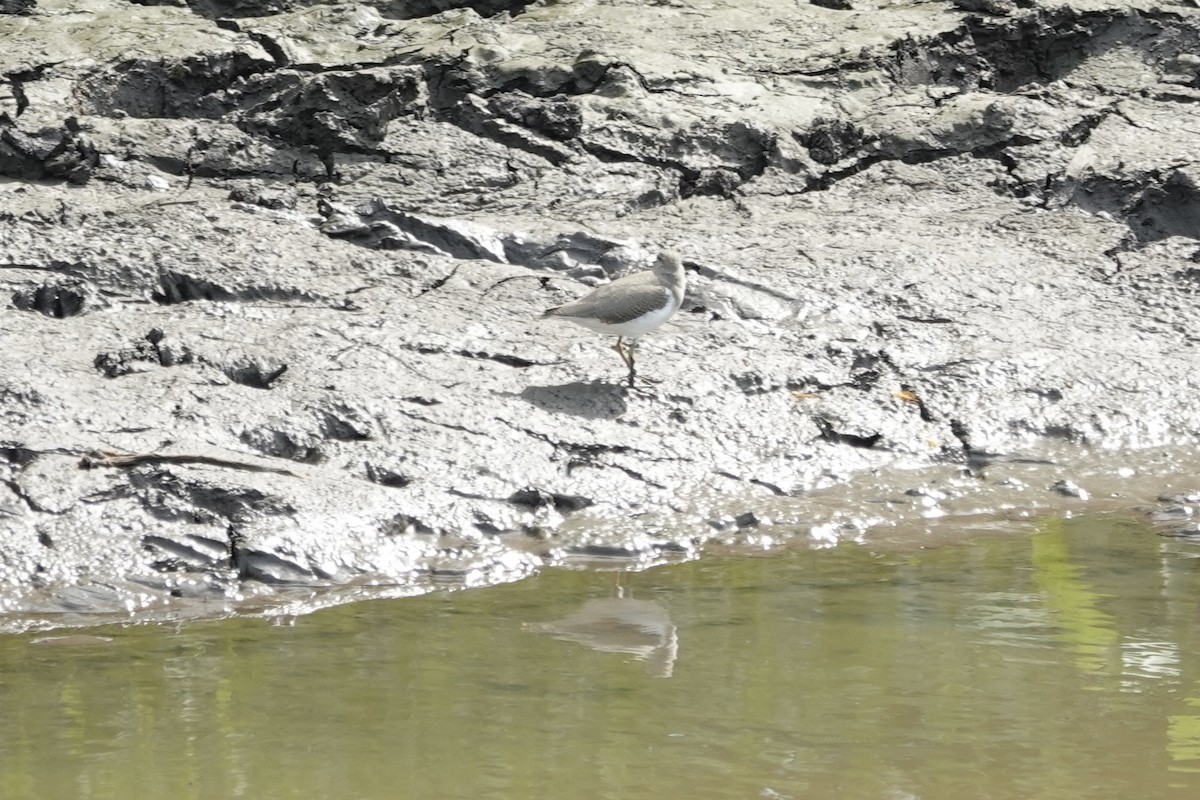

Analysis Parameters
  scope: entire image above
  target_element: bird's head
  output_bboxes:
[656,250,683,272]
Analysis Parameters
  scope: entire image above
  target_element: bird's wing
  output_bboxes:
[547,277,672,325]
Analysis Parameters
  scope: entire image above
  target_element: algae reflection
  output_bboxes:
[1031,517,1121,679]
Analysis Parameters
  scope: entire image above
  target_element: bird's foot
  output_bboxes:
[622,374,661,393]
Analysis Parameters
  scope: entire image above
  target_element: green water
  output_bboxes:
[2,516,1200,799]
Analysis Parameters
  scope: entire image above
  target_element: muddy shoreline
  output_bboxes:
[2,0,1198,630]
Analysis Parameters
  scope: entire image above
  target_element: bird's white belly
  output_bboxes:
[572,298,679,338]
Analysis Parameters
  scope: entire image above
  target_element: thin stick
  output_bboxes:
[79,450,299,477]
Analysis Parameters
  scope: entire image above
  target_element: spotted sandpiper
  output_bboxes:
[541,251,686,387]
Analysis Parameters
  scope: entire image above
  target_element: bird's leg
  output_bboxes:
[611,336,627,369]
[613,337,637,387]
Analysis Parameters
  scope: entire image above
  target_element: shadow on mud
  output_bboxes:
[519,380,630,419]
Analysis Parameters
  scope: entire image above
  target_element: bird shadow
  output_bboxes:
[519,380,631,419]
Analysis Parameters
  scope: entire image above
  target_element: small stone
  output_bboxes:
[1052,479,1090,500]
[810,0,853,9]
[1152,506,1193,522]
[1158,492,1200,504]
[144,174,170,191]
[734,512,761,529]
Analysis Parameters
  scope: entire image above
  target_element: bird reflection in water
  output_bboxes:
[525,581,678,678]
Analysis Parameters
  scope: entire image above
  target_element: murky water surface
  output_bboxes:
[3,515,1200,799]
